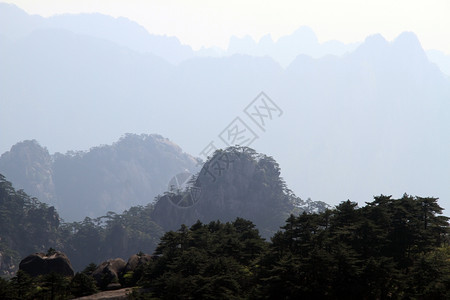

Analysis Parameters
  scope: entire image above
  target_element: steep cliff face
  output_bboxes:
[0,134,198,221]
[152,147,327,238]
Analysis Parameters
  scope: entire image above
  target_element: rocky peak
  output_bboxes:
[152,146,325,238]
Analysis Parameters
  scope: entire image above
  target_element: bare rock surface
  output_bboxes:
[19,251,74,277]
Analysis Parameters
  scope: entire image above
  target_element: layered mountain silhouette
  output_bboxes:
[2,3,448,73]
[1,3,450,211]
[226,26,360,67]
[0,134,198,221]
[0,146,327,274]
[0,2,193,65]
[427,49,450,77]
[152,147,328,238]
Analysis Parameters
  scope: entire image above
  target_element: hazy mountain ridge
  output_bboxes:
[4,2,448,75]
[0,3,358,66]
[0,134,198,221]
[0,140,56,206]
[1,2,450,211]
[0,146,327,275]
[152,147,328,238]
[0,172,164,275]
[226,26,361,67]
[0,2,193,65]
[427,49,450,78]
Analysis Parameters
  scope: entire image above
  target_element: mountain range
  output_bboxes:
[1,2,450,212]
[1,2,449,73]
[0,134,198,221]
[0,145,327,275]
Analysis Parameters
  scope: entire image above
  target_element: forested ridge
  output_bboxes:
[0,146,449,298]
[131,195,449,299]
[0,146,328,275]
[0,173,164,274]
[0,134,198,221]
[152,147,328,239]
[1,178,449,298]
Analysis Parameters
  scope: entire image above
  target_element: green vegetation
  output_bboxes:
[0,270,89,299]
[151,147,328,239]
[1,146,328,274]
[139,218,266,299]
[256,196,450,299]
[131,196,449,299]
[0,174,60,276]
[0,173,164,274]
[0,193,449,298]
[60,207,164,271]
[1,145,449,298]
[0,135,198,221]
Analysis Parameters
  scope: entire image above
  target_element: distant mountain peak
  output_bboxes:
[392,31,424,55]
[289,26,318,43]
[354,31,427,63]
[5,140,50,160]
[394,31,421,47]
[0,134,199,221]
[152,146,328,238]
[364,33,388,46]
[0,3,194,64]
[354,33,389,55]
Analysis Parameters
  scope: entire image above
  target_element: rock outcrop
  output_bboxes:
[19,251,74,277]
[92,258,126,288]
[151,147,328,238]
[124,253,152,273]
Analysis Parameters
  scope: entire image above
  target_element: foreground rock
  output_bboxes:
[124,253,152,273]
[74,288,131,300]
[92,258,126,288]
[19,251,74,277]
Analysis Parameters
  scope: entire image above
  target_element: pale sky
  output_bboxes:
[4,0,450,53]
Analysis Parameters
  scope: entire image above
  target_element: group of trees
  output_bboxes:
[0,135,198,222]
[1,146,329,275]
[0,173,164,274]
[135,194,449,299]
[0,174,61,276]
[59,207,163,271]
[139,218,266,299]
[257,195,449,298]
[151,147,328,239]
[0,265,98,299]
[2,168,450,298]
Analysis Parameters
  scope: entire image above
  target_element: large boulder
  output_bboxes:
[124,253,152,273]
[19,251,74,277]
[120,253,152,287]
[92,258,126,289]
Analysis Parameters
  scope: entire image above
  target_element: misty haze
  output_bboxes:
[1,1,449,299]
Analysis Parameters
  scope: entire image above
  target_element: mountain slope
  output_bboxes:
[0,134,198,221]
[427,49,450,77]
[152,147,328,238]
[1,3,450,211]
[0,174,60,276]
[0,2,193,65]
[0,147,326,274]
[0,173,165,274]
